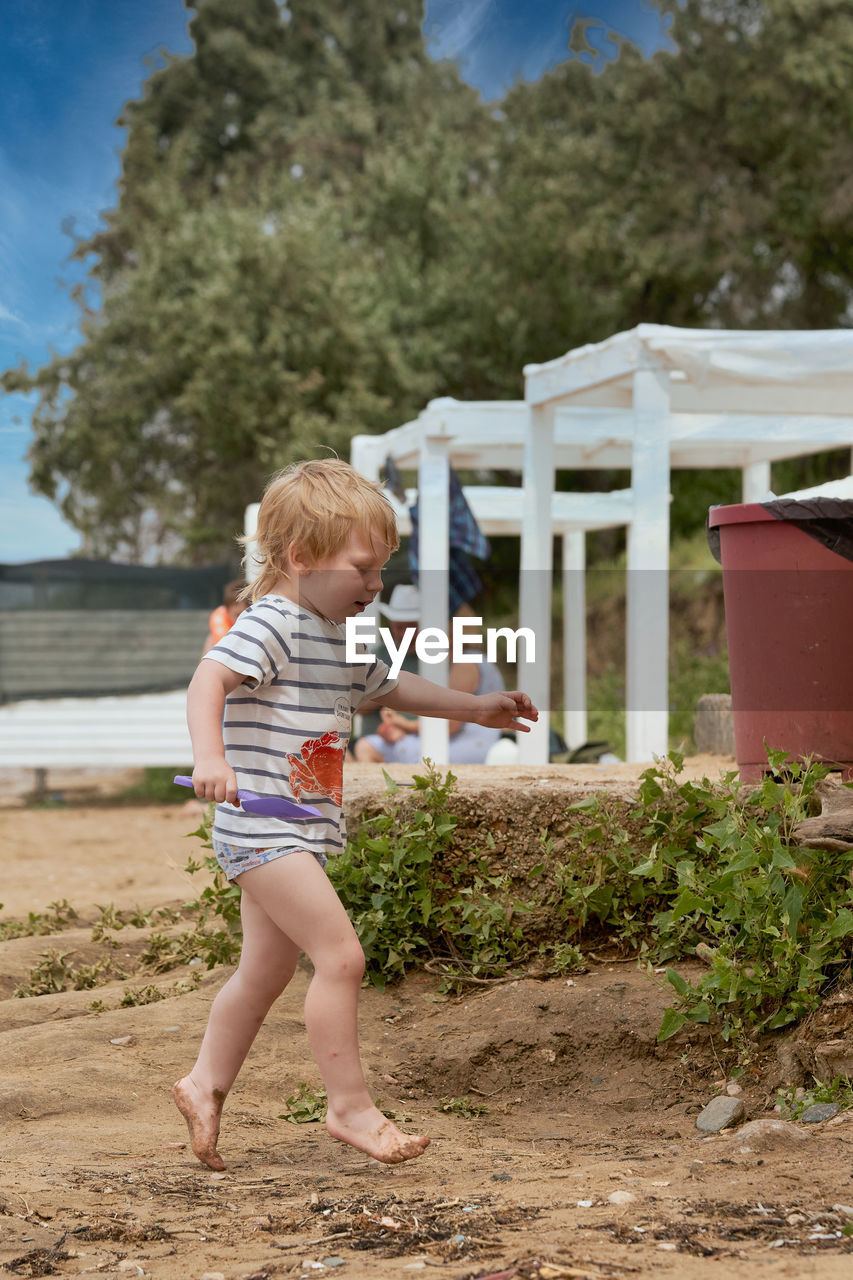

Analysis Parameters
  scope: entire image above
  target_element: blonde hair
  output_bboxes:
[241,459,399,602]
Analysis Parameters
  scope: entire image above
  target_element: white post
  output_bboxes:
[561,529,587,749]
[518,403,554,764]
[742,460,771,503]
[626,365,671,762]
[417,433,450,765]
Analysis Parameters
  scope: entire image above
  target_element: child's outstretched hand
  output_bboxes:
[474,691,538,732]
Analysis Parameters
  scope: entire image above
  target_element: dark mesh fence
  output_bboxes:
[0,559,240,610]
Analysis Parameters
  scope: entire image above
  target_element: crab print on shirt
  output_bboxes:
[287,731,345,807]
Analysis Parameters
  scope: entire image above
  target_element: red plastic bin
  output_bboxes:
[708,500,853,781]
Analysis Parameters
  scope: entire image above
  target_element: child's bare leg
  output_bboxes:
[240,854,430,1164]
[174,892,299,1169]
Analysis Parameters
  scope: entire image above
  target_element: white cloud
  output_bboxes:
[0,300,26,328]
[425,0,496,61]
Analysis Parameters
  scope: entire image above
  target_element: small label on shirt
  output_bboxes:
[334,696,351,727]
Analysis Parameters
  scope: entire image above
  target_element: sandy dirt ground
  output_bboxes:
[1,761,853,1280]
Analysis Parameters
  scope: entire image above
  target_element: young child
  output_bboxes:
[202,578,248,655]
[173,458,537,1170]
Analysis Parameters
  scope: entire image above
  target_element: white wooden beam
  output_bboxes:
[742,461,772,504]
[416,433,450,765]
[626,366,671,763]
[518,404,554,764]
[524,329,642,406]
[562,530,587,749]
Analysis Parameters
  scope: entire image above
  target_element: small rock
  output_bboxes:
[801,1102,840,1124]
[109,1036,134,1046]
[321,1260,346,1269]
[786,1212,807,1226]
[736,1118,809,1151]
[696,1095,745,1133]
[209,1172,227,1181]
[165,1142,186,1150]
[117,1264,144,1276]
[576,1199,594,1208]
[161,1025,181,1033]
[657,1242,677,1251]
[607,1190,636,1205]
[201,1273,225,1280]
[832,1203,853,1218]
[725,1082,743,1096]
[490,1172,512,1182]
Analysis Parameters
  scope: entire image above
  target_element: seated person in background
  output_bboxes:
[203,579,248,655]
[352,594,505,765]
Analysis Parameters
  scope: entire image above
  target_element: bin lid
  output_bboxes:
[708,496,853,564]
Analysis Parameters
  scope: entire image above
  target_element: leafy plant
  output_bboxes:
[330,763,531,989]
[118,974,200,1007]
[14,949,122,997]
[775,1075,853,1121]
[279,1083,327,1124]
[181,808,243,968]
[439,1096,489,1118]
[554,748,853,1051]
[0,899,79,941]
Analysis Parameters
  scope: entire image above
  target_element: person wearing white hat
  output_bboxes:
[379,583,421,622]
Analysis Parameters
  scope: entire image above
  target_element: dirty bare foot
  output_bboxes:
[172,1075,227,1171]
[326,1103,430,1164]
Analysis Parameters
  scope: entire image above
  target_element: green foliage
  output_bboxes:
[181,808,244,967]
[775,1075,853,1121]
[110,768,196,805]
[0,900,78,942]
[14,949,122,998]
[439,1096,489,1118]
[279,1082,328,1124]
[555,749,853,1049]
[7,1,853,555]
[118,974,201,1007]
[329,763,534,989]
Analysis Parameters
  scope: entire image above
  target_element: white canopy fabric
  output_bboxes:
[528,324,853,390]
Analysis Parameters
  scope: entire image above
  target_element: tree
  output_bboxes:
[4,0,494,560]
[4,0,853,558]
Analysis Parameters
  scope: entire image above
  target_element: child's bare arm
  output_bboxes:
[187,658,246,802]
[381,671,538,733]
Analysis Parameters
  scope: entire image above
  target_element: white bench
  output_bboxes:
[0,690,192,771]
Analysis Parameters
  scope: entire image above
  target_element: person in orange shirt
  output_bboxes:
[202,579,248,654]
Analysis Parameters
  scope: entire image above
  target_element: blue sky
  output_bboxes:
[0,0,671,563]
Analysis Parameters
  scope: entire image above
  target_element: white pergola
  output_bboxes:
[348,325,853,764]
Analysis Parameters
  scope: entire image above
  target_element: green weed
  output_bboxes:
[0,899,79,941]
[439,1096,489,1118]
[552,748,853,1052]
[279,1083,327,1124]
[775,1075,853,1121]
[329,763,531,989]
[14,949,123,997]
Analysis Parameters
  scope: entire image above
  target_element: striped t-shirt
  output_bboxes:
[203,594,396,853]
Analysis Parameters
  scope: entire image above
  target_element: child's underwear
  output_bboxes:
[212,839,328,882]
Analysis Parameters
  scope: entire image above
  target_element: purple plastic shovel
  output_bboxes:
[174,776,321,820]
